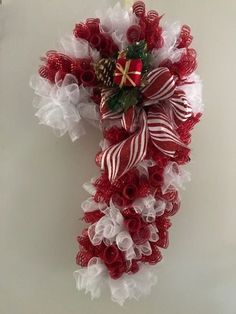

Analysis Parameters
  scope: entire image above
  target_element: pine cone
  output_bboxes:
[95,58,116,87]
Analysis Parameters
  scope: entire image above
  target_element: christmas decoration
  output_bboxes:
[95,58,116,87]
[30,1,203,305]
[114,57,143,88]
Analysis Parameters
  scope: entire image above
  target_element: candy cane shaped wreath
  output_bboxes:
[30,1,203,305]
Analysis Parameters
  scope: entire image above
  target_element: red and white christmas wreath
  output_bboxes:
[30,1,203,305]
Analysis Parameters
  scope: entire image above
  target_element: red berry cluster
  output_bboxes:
[73,18,119,58]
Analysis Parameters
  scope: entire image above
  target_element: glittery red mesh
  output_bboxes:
[177,25,193,48]
[141,243,162,265]
[73,19,119,58]
[83,210,104,224]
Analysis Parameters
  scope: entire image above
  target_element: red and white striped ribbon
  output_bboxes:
[142,67,176,101]
[100,89,122,120]
[100,111,148,182]
[168,90,192,124]
[121,106,137,133]
[147,106,185,157]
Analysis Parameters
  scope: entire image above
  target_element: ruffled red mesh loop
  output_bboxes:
[99,34,111,51]
[83,210,104,224]
[102,245,120,265]
[104,127,129,145]
[149,166,164,187]
[177,113,202,144]
[132,225,150,245]
[174,147,191,165]
[38,52,95,85]
[176,48,197,78]
[122,207,136,217]
[133,1,146,17]
[141,243,162,265]
[109,264,126,279]
[109,43,119,56]
[124,215,142,233]
[137,180,150,198]
[127,25,142,43]
[111,193,124,207]
[129,260,140,273]
[91,88,102,105]
[73,22,91,40]
[39,66,49,79]
[80,69,97,86]
[161,187,178,202]
[77,58,92,71]
[76,251,93,267]
[146,10,160,24]
[89,33,102,49]
[77,233,94,252]
[164,200,180,216]
[156,216,172,230]
[161,48,197,80]
[86,18,100,33]
[122,184,138,201]
[177,25,193,48]
[156,230,169,248]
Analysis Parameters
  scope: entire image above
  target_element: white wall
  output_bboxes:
[0,0,236,313]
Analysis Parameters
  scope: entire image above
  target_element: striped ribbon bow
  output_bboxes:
[99,67,192,182]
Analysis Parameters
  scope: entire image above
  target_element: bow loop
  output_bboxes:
[147,105,185,157]
[100,111,148,182]
[142,67,176,101]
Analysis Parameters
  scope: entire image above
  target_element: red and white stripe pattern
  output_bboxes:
[167,90,192,125]
[146,10,160,23]
[121,106,137,133]
[100,89,122,120]
[142,67,176,101]
[132,1,146,17]
[100,111,148,182]
[147,106,185,157]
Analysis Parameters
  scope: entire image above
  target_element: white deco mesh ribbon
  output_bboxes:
[58,36,100,62]
[96,2,138,50]
[30,74,100,142]
[162,162,191,194]
[88,204,124,246]
[151,21,184,67]
[74,257,157,305]
[133,195,166,222]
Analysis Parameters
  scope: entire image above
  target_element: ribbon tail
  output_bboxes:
[100,110,148,182]
[167,90,193,125]
[121,106,137,133]
[100,88,123,120]
[147,105,185,157]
